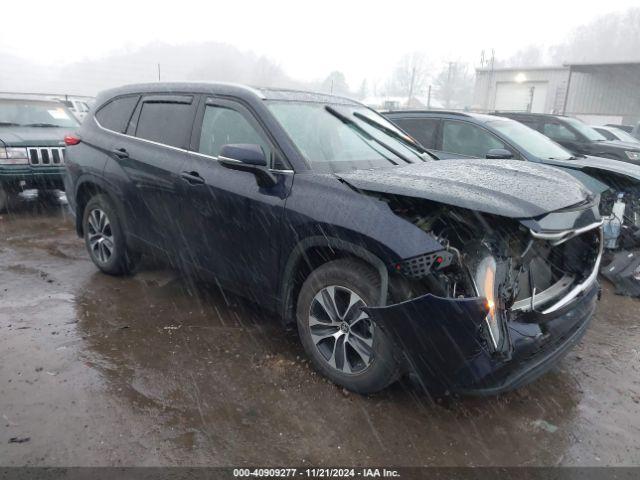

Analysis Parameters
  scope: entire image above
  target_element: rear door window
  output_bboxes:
[134,96,195,148]
[542,122,577,142]
[95,95,139,133]
[393,117,440,148]
[442,120,507,157]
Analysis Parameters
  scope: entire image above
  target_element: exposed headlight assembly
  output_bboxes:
[625,151,640,161]
[0,147,29,165]
[475,256,501,349]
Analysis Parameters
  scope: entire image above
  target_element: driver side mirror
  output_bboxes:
[485,148,513,160]
[219,144,277,188]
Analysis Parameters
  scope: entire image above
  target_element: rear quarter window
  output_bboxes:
[393,117,439,148]
[95,95,140,133]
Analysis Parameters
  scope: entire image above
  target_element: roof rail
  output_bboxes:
[492,110,567,118]
[384,109,471,117]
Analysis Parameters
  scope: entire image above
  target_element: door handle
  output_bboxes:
[111,147,129,159]
[180,171,205,185]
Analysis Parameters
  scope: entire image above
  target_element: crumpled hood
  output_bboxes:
[0,127,71,147]
[336,159,591,219]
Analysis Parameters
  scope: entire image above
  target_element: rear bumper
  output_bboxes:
[0,165,65,190]
[365,281,599,396]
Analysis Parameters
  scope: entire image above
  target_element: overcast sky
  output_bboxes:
[1,0,637,85]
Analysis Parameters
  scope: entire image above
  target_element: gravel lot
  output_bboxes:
[1,197,639,467]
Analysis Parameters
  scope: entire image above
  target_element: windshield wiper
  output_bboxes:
[352,111,433,159]
[0,121,22,126]
[324,106,411,165]
[24,123,62,128]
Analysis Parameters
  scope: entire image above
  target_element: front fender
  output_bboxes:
[279,236,391,323]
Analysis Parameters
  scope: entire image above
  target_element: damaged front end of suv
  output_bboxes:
[338,161,603,395]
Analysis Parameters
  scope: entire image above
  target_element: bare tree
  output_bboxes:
[386,52,430,98]
[496,45,548,68]
[551,8,640,63]
[250,56,289,87]
[356,79,368,100]
[321,71,351,96]
[433,62,474,109]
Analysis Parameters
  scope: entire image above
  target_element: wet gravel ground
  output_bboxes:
[1,196,639,467]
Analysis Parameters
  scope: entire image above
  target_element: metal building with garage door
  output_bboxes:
[473,62,640,126]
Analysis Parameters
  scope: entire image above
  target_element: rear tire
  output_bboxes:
[296,259,400,394]
[83,194,139,275]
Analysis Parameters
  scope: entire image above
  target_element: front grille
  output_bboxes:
[27,147,65,166]
[512,224,603,314]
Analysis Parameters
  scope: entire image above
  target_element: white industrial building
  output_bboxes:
[473,61,640,125]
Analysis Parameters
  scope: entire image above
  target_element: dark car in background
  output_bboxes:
[384,110,640,240]
[64,82,603,396]
[492,112,640,164]
[607,124,634,134]
[607,123,640,140]
[0,98,79,211]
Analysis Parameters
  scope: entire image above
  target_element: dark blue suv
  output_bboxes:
[64,83,602,395]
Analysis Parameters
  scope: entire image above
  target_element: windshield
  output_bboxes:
[0,99,80,128]
[488,119,574,160]
[267,101,427,173]
[607,127,640,144]
[563,117,607,141]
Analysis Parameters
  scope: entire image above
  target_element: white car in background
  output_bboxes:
[58,99,91,121]
[593,125,640,144]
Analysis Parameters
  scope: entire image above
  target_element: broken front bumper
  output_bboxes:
[365,281,599,396]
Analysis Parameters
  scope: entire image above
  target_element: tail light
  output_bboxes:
[64,135,81,146]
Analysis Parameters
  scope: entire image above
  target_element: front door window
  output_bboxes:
[442,120,508,158]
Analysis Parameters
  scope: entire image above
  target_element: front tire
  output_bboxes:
[296,259,400,394]
[83,194,139,275]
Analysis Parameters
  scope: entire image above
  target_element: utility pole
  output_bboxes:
[561,67,573,115]
[157,63,161,82]
[427,85,432,109]
[484,49,495,111]
[330,79,334,94]
[527,86,536,112]
[489,49,495,110]
[445,62,453,108]
[407,65,417,108]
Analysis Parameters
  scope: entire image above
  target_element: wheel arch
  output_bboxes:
[279,236,389,325]
[74,176,125,238]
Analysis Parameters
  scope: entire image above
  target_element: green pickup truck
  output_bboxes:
[0,98,80,212]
